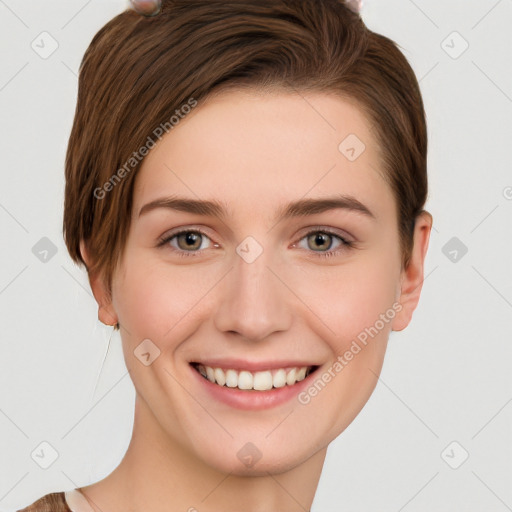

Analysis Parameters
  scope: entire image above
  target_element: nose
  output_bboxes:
[213,245,293,342]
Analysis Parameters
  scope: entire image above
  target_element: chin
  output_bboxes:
[185,434,316,476]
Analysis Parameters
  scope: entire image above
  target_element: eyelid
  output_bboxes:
[292,225,355,245]
[158,225,216,242]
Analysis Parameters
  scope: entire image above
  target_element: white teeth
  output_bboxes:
[286,368,296,385]
[253,371,273,391]
[238,371,253,390]
[273,369,287,388]
[195,364,314,391]
[225,369,238,388]
[296,367,307,381]
[205,366,215,383]
[214,367,226,386]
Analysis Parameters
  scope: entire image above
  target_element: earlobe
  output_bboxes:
[391,212,433,332]
[98,304,119,327]
[79,240,119,327]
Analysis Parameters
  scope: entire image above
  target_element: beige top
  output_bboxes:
[64,490,95,512]
[17,489,93,512]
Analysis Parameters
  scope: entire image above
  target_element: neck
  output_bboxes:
[79,394,325,512]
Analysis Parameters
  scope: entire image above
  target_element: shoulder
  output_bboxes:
[17,492,71,512]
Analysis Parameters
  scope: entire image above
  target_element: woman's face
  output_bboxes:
[98,90,428,475]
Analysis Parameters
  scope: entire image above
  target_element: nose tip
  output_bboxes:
[213,251,292,342]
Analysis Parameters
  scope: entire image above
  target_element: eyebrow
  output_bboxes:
[138,194,376,221]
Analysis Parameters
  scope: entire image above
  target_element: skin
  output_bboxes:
[80,89,432,512]
[129,0,161,16]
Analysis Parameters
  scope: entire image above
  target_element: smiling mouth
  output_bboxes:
[191,363,318,391]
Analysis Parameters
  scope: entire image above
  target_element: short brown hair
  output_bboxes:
[63,0,428,325]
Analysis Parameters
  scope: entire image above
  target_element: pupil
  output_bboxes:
[186,233,197,245]
[178,232,201,250]
[309,233,331,251]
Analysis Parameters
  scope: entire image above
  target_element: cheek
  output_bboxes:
[111,252,223,342]
[292,256,398,437]
[290,250,400,353]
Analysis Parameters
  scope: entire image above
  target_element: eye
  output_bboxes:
[295,229,354,258]
[157,227,354,259]
[157,229,215,256]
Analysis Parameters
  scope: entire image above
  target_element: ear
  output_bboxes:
[391,211,433,332]
[80,240,118,327]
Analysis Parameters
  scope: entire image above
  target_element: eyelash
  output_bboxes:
[156,228,354,259]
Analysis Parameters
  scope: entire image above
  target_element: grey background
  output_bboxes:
[1,0,511,510]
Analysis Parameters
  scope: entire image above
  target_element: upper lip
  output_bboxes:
[190,359,319,372]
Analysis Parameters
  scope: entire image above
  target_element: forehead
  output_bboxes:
[132,89,393,224]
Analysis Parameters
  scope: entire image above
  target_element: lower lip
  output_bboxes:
[190,364,319,410]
